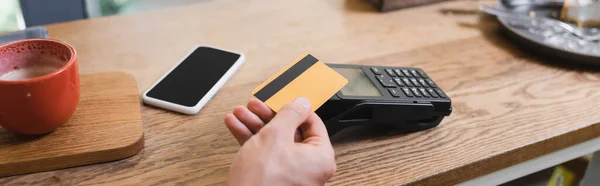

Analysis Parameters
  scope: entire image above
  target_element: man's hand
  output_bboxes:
[224,97,336,186]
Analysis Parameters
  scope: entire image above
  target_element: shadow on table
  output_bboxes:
[443,8,600,72]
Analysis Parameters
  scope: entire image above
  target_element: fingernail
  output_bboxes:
[294,97,311,109]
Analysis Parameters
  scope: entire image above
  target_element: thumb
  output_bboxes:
[264,97,312,141]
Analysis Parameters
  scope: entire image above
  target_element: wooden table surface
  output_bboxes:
[3,0,600,185]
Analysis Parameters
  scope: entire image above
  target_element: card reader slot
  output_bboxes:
[326,102,434,124]
[371,102,434,123]
[339,107,373,122]
[321,101,445,135]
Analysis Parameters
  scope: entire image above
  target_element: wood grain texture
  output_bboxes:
[0,72,144,177]
[1,0,600,185]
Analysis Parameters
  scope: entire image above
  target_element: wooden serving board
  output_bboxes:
[0,72,144,177]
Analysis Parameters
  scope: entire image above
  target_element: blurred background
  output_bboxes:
[0,0,210,32]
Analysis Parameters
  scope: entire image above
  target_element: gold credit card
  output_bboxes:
[252,53,348,112]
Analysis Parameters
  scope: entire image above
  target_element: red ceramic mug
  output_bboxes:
[0,39,80,135]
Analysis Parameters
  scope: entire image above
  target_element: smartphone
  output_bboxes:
[143,45,245,114]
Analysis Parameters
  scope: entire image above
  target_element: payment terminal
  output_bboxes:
[317,64,452,135]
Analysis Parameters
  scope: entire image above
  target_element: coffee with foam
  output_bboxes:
[0,66,58,80]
